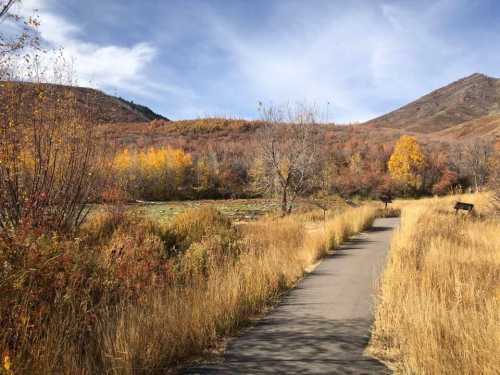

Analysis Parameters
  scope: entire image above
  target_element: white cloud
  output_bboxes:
[14,0,161,96]
[65,42,156,88]
[192,0,496,122]
[200,5,385,122]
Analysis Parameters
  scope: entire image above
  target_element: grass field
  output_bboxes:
[93,197,351,224]
[131,198,281,222]
[87,199,282,225]
[370,192,500,374]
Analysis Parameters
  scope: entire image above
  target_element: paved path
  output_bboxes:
[184,217,399,375]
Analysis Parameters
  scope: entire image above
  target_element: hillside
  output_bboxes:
[0,81,168,123]
[364,73,500,134]
[433,114,500,140]
[105,72,499,150]
[4,74,500,149]
[98,118,411,152]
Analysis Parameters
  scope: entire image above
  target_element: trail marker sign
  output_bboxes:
[380,195,392,209]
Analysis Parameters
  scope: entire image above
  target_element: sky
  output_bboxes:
[6,0,500,122]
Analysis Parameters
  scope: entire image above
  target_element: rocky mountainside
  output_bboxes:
[0,81,168,123]
[364,73,500,134]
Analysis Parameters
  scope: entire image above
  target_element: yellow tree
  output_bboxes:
[138,147,193,199]
[349,152,363,174]
[195,153,220,195]
[111,148,136,198]
[112,146,193,200]
[113,149,133,172]
[388,135,425,191]
[168,148,193,188]
[0,83,102,230]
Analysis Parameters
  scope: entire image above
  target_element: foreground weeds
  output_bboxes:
[370,193,500,374]
[1,205,377,374]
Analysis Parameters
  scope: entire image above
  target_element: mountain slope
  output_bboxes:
[433,114,500,140]
[0,81,168,123]
[364,73,500,133]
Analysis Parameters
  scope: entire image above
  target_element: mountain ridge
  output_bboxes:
[0,81,169,123]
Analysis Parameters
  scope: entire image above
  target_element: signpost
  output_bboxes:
[380,194,392,209]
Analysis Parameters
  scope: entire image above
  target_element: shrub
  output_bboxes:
[0,229,114,371]
[102,224,172,293]
[0,83,104,231]
[168,208,243,279]
[0,209,174,372]
[167,207,240,254]
[81,207,132,244]
[376,206,401,218]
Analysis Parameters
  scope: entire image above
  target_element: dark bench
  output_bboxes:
[454,201,474,214]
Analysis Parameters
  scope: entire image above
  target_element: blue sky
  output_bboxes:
[12,0,500,122]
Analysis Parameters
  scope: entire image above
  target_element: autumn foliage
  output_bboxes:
[388,135,425,192]
[2,2,499,374]
[113,147,193,201]
[0,82,103,231]
[0,199,379,373]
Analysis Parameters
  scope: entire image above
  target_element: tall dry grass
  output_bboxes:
[1,205,377,374]
[370,192,500,374]
[98,205,377,373]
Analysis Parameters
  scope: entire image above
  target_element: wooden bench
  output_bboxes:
[454,201,474,214]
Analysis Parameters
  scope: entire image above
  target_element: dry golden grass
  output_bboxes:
[2,205,377,374]
[370,192,500,374]
[97,205,378,374]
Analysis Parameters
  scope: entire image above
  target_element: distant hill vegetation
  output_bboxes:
[115,96,169,122]
[110,72,498,148]
[3,74,499,147]
[0,81,168,123]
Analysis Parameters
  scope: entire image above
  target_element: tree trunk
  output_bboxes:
[281,187,288,215]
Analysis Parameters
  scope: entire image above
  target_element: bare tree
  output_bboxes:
[309,191,341,221]
[0,0,41,80]
[452,139,494,192]
[254,103,320,215]
[0,0,16,19]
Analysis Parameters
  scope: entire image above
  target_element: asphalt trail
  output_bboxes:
[184,217,399,375]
